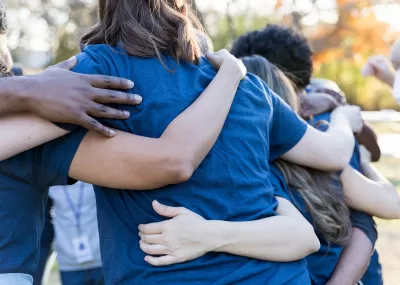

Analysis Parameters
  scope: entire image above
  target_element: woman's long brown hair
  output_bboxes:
[242,55,352,245]
[81,0,203,64]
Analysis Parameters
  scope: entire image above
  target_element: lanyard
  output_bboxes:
[62,183,85,234]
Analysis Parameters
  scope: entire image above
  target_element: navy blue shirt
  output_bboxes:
[270,164,344,285]
[60,44,311,285]
[0,131,85,277]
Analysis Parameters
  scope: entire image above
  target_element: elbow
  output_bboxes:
[305,225,321,255]
[173,161,195,183]
[168,151,196,184]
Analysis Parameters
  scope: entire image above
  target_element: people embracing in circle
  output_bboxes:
[0,1,397,285]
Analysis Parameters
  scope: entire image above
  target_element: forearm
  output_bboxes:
[0,113,68,161]
[205,217,319,262]
[327,228,373,285]
[160,60,242,170]
[324,113,355,168]
[70,61,243,189]
[0,76,30,116]
[341,165,400,219]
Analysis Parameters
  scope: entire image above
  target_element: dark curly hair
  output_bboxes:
[231,24,313,91]
[0,2,7,35]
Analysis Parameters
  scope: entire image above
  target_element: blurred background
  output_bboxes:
[5,0,400,284]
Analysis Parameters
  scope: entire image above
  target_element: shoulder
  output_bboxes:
[73,44,122,75]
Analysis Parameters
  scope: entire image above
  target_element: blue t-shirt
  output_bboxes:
[61,44,310,285]
[270,164,344,285]
[0,130,86,277]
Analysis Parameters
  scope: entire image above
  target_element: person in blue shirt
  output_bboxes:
[36,1,368,283]
[137,55,399,285]
[231,26,385,284]
[2,2,363,285]
[0,48,250,285]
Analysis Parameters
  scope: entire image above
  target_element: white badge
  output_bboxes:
[72,235,94,264]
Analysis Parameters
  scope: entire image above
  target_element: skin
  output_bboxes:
[326,228,373,285]
[1,50,248,190]
[138,199,320,266]
[299,91,381,162]
[0,58,142,137]
[340,146,400,219]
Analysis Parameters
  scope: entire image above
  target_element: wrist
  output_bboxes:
[0,76,32,113]
[203,221,232,253]
[220,57,246,82]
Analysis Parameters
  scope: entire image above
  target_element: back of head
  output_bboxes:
[242,55,352,245]
[81,0,203,64]
[231,24,313,92]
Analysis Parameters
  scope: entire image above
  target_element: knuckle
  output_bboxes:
[108,89,117,99]
[103,75,112,85]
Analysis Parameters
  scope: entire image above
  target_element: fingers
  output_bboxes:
[86,74,134,90]
[53,57,78,70]
[87,103,131,120]
[152,200,185,218]
[78,115,116,137]
[139,240,169,256]
[144,255,178,267]
[138,222,164,234]
[92,88,142,105]
[139,233,163,244]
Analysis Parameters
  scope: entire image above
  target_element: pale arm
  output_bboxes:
[340,164,400,219]
[326,228,373,285]
[138,199,320,266]
[282,109,356,171]
[0,52,244,190]
[209,197,320,261]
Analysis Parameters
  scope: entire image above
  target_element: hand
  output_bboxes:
[332,105,363,134]
[359,145,372,166]
[362,55,396,86]
[24,57,142,137]
[206,49,247,80]
[138,200,211,266]
[299,92,340,119]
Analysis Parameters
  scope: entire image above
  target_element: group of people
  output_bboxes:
[0,0,400,285]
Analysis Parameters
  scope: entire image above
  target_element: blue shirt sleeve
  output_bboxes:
[35,128,88,187]
[268,89,308,161]
[350,209,378,245]
[269,164,290,200]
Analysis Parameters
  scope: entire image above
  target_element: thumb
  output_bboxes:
[52,56,78,70]
[152,200,184,218]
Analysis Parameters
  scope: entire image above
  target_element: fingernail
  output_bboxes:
[134,94,142,103]
[108,129,116,137]
[127,80,134,88]
[123,110,130,117]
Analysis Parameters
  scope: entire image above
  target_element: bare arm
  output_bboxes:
[281,106,358,171]
[138,199,320,266]
[1,51,245,190]
[70,53,244,189]
[340,164,400,219]
[326,228,373,285]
